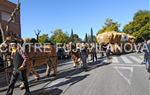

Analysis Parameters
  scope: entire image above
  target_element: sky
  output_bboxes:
[10,0,150,39]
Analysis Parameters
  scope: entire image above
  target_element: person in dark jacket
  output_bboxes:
[91,44,97,62]
[6,40,30,95]
[80,43,88,71]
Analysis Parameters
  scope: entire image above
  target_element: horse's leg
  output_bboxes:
[45,59,51,77]
[29,61,40,80]
[30,68,40,80]
[72,55,79,67]
[81,55,88,70]
[53,57,58,76]
[72,57,76,67]
[72,59,76,67]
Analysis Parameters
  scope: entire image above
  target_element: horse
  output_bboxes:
[22,38,58,79]
[67,42,89,70]
[67,42,81,67]
[0,38,58,80]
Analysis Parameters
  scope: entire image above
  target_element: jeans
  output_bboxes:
[6,69,30,95]
[92,52,97,62]
[80,54,87,68]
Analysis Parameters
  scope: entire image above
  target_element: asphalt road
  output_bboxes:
[0,53,150,95]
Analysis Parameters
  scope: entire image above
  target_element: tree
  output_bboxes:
[30,38,37,43]
[50,29,69,43]
[72,34,82,43]
[34,29,41,42]
[91,27,94,42]
[71,29,74,37]
[69,29,82,43]
[123,10,150,41]
[70,29,74,42]
[85,33,88,42]
[84,33,96,43]
[97,18,120,35]
[38,34,49,44]
[134,10,150,20]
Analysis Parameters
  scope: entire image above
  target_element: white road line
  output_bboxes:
[130,56,142,64]
[112,57,119,63]
[111,64,145,67]
[139,55,143,59]
[114,66,133,85]
[121,56,132,64]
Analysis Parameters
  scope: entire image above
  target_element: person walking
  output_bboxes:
[91,44,97,62]
[6,40,30,95]
[143,40,150,77]
[106,43,112,63]
[80,42,88,71]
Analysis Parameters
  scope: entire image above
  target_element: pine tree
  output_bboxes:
[91,27,94,42]
[70,29,74,42]
[85,33,88,42]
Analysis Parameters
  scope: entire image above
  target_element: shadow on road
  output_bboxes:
[52,74,89,88]
[31,88,63,95]
[86,59,111,71]
[0,57,111,93]
[28,58,110,88]
[30,74,89,95]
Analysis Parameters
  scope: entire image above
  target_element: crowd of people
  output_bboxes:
[0,39,150,95]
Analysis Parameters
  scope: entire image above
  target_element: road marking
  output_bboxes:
[139,55,143,59]
[112,57,119,63]
[114,66,133,85]
[121,56,132,64]
[111,64,145,67]
[130,56,142,63]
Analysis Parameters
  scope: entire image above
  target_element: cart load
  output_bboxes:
[96,31,135,54]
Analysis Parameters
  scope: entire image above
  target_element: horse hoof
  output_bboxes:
[35,77,40,80]
[19,83,25,90]
[46,74,50,77]
[73,66,77,68]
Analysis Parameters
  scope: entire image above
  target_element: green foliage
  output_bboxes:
[70,34,82,43]
[134,10,150,20]
[84,33,96,43]
[30,38,37,43]
[91,28,94,42]
[50,29,69,44]
[38,34,49,44]
[97,18,120,35]
[123,10,150,42]
[84,33,88,42]
[69,29,82,43]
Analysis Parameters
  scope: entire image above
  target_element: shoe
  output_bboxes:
[141,61,146,64]
[19,82,25,90]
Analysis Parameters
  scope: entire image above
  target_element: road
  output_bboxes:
[0,53,150,95]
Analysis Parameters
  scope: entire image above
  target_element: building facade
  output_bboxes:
[0,0,21,43]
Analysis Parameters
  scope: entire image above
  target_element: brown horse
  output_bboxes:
[67,43,81,67]
[0,38,58,80]
[23,39,58,79]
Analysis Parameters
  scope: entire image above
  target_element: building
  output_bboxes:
[0,0,21,43]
